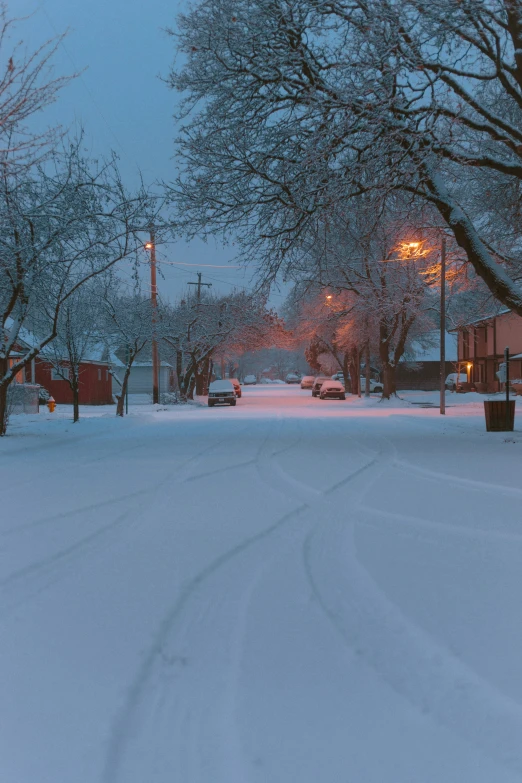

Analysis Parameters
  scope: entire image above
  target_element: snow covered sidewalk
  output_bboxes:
[1,387,522,783]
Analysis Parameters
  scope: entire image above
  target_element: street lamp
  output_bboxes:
[144,233,160,404]
[396,232,448,415]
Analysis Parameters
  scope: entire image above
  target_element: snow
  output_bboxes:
[408,331,458,363]
[2,386,522,783]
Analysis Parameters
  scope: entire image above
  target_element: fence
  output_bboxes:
[8,384,40,415]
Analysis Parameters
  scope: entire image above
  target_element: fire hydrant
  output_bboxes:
[47,396,56,413]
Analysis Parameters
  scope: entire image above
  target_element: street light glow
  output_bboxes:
[144,242,153,250]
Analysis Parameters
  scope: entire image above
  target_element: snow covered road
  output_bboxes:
[2,386,522,782]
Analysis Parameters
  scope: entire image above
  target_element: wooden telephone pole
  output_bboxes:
[188,273,212,394]
[145,231,160,404]
[187,272,212,301]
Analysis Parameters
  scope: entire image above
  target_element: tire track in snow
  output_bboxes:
[299,439,522,776]
[394,458,522,500]
[1,430,237,537]
[0,432,239,612]
[103,418,319,783]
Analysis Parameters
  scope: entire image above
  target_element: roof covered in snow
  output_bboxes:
[405,331,458,363]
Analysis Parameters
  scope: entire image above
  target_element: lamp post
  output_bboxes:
[402,233,448,415]
[145,233,160,405]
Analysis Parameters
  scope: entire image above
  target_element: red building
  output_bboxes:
[7,326,113,405]
[34,354,113,405]
[455,309,522,392]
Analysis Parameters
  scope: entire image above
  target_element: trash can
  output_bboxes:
[484,400,515,432]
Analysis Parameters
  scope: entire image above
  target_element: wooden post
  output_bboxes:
[440,236,446,415]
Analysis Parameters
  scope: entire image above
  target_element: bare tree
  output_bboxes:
[40,283,102,423]
[0,141,162,435]
[0,6,73,170]
[102,282,154,417]
[163,289,287,398]
[168,0,522,314]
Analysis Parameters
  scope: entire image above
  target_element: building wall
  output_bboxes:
[113,365,172,395]
[35,360,113,404]
[396,361,456,390]
[457,311,522,391]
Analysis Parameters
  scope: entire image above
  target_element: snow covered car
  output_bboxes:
[300,375,315,389]
[285,373,301,384]
[208,380,237,406]
[445,372,467,391]
[360,377,383,393]
[319,379,346,400]
[311,376,332,397]
[243,374,257,385]
[229,378,242,398]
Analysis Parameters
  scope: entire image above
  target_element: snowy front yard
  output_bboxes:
[1,386,522,783]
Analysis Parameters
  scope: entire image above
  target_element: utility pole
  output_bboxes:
[188,272,212,394]
[145,230,160,404]
[440,236,446,415]
[187,271,212,301]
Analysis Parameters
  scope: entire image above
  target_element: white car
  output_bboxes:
[311,376,332,397]
[208,380,237,407]
[319,379,346,400]
[243,374,257,385]
[301,375,315,389]
[360,377,383,393]
[446,372,467,390]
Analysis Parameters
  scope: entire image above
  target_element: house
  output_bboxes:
[453,309,522,392]
[396,331,458,390]
[35,343,113,405]
[109,354,174,396]
[6,323,113,405]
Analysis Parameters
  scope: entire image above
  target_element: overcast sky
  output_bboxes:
[16,0,288,307]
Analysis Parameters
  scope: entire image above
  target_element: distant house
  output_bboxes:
[452,309,522,392]
[6,323,112,405]
[35,343,113,405]
[396,332,458,390]
[109,354,174,396]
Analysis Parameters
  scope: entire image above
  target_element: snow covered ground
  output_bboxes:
[2,385,522,783]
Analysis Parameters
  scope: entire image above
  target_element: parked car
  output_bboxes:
[229,378,242,398]
[319,380,346,400]
[208,380,237,407]
[360,377,383,393]
[243,374,257,385]
[445,372,467,391]
[300,375,315,389]
[311,376,332,397]
[331,372,345,382]
[285,373,301,384]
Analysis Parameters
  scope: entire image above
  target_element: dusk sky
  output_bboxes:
[16,0,287,305]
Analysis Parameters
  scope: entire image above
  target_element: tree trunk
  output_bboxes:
[116,365,132,417]
[356,350,362,398]
[0,380,9,437]
[176,350,183,392]
[342,352,350,391]
[365,341,371,398]
[381,362,396,398]
[72,383,80,423]
[187,374,196,399]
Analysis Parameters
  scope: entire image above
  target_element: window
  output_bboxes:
[8,358,25,384]
[462,330,469,359]
[51,367,69,381]
[105,369,109,381]
[98,368,102,381]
